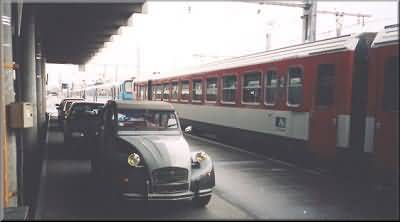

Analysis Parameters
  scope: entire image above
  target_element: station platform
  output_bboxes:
[30,117,398,219]
[3,207,29,220]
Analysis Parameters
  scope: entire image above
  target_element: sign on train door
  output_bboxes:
[374,54,398,171]
[309,64,337,160]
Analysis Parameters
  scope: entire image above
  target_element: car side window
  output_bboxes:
[109,104,118,133]
[59,101,65,111]
[103,106,114,142]
[68,104,76,117]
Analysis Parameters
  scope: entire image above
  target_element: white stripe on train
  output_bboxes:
[174,103,377,152]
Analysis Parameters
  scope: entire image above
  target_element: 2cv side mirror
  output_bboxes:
[184,125,192,133]
[55,104,60,110]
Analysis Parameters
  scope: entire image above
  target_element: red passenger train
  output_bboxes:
[133,25,398,176]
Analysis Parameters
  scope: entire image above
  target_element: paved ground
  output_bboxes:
[35,118,398,220]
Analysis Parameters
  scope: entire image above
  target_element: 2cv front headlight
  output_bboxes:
[193,151,209,163]
[128,153,141,167]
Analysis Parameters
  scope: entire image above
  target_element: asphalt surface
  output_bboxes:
[35,118,399,219]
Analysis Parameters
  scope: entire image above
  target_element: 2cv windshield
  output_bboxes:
[117,109,179,131]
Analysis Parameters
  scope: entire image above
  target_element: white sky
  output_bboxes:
[48,0,399,88]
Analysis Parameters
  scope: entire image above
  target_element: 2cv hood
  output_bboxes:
[118,134,192,172]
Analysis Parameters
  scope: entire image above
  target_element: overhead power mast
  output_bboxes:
[302,0,317,42]
[257,0,317,43]
[316,10,371,36]
[255,0,372,41]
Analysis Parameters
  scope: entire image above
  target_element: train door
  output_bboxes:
[118,85,121,100]
[348,37,370,157]
[119,84,123,100]
[140,85,144,100]
[309,64,337,161]
[94,88,98,102]
[147,80,152,100]
[374,53,398,171]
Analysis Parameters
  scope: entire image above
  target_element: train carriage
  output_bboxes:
[69,79,135,102]
[70,86,86,98]
[366,24,399,174]
[119,79,134,100]
[133,25,398,175]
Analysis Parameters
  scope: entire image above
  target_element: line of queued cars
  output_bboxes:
[55,98,215,207]
[56,98,104,143]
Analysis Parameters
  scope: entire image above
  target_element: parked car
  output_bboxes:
[64,101,104,144]
[56,98,84,127]
[92,100,215,207]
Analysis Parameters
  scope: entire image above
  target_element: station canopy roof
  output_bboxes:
[33,0,145,64]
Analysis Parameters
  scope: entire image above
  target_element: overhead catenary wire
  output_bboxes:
[317,16,398,37]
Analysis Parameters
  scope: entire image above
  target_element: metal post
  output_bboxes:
[309,0,317,42]
[115,64,118,83]
[265,33,271,50]
[2,0,18,209]
[20,5,37,206]
[336,12,344,36]
[41,57,47,120]
[301,0,317,42]
[35,40,44,138]
[136,47,141,80]
[1,1,5,217]
[12,2,23,208]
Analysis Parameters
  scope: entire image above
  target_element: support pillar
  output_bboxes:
[302,0,317,42]
[41,57,47,122]
[0,2,5,218]
[19,6,37,206]
[35,41,44,138]
[1,0,18,209]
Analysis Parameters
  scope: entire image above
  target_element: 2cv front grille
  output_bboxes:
[152,167,189,194]
[152,167,188,185]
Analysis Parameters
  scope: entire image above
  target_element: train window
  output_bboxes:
[139,86,145,100]
[142,85,149,100]
[97,88,113,103]
[155,85,163,101]
[180,80,190,102]
[383,56,399,111]
[287,67,304,106]
[124,81,133,94]
[171,82,178,101]
[316,64,335,107]
[264,71,278,105]
[206,77,218,102]
[222,75,237,103]
[192,79,203,102]
[242,72,261,104]
[143,85,149,100]
[163,83,170,101]
[152,87,156,100]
